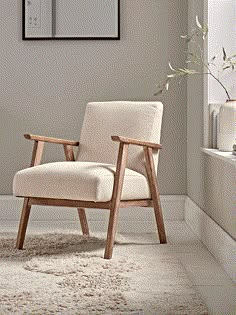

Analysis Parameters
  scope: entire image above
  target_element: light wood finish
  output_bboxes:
[119,199,153,207]
[24,133,79,146]
[63,144,75,161]
[144,146,167,244]
[62,143,89,235]
[16,198,31,249]
[77,208,89,235]
[16,133,166,259]
[16,139,44,249]
[111,135,162,150]
[25,197,152,209]
[31,141,44,166]
[104,143,129,259]
[28,197,112,209]
[16,133,87,249]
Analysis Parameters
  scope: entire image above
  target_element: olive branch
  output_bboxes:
[155,16,236,101]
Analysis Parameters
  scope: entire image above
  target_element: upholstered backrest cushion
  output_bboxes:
[77,101,163,176]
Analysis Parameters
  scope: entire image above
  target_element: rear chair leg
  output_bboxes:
[144,147,167,244]
[77,208,89,235]
[153,193,167,244]
[16,198,31,249]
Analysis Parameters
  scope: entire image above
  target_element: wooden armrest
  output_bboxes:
[111,136,162,150]
[24,134,80,146]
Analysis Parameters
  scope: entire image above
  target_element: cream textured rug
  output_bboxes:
[0,232,208,314]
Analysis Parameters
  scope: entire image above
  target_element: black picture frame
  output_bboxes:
[22,0,120,40]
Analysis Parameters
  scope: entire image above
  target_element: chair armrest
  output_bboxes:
[24,134,79,146]
[25,134,79,166]
[111,136,162,150]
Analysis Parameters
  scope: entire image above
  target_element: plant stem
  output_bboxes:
[187,40,231,100]
[197,50,231,100]
[179,71,231,101]
[208,72,231,100]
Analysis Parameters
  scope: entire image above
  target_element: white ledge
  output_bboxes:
[201,148,236,166]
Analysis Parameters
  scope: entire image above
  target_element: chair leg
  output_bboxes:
[77,208,89,235]
[153,193,167,244]
[16,198,31,249]
[104,206,120,259]
[144,147,167,244]
[104,143,129,259]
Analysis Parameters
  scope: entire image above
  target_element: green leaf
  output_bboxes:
[202,26,208,39]
[227,54,236,61]
[223,47,227,61]
[154,90,163,96]
[168,63,176,71]
[196,16,202,29]
[208,62,216,67]
[186,37,193,43]
[165,81,170,91]
[203,25,208,34]
[210,56,216,62]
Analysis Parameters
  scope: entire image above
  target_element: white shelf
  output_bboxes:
[201,148,236,166]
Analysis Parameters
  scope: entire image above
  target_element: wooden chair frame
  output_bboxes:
[16,133,167,259]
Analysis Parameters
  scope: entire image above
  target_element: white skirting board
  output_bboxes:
[185,197,236,283]
[0,195,185,233]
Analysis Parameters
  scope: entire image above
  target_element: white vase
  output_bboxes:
[218,100,236,152]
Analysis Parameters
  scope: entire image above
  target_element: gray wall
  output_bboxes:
[0,0,188,195]
[187,0,236,240]
[187,0,205,207]
[202,155,236,239]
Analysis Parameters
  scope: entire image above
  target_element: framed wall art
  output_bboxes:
[23,0,120,40]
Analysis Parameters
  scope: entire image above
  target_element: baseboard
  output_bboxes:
[0,195,185,233]
[185,197,236,283]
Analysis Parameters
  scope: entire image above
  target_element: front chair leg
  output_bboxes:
[77,208,89,235]
[104,206,120,259]
[104,143,129,259]
[16,198,31,249]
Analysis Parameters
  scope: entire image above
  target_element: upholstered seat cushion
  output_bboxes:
[13,161,151,202]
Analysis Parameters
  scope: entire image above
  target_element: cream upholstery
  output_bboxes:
[13,101,166,259]
[13,161,151,202]
[77,101,163,176]
[13,101,163,202]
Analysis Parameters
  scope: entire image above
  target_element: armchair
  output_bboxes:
[13,101,167,259]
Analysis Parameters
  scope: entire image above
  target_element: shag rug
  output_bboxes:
[0,232,208,314]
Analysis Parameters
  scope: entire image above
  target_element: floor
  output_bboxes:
[1,221,235,314]
[164,222,236,315]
